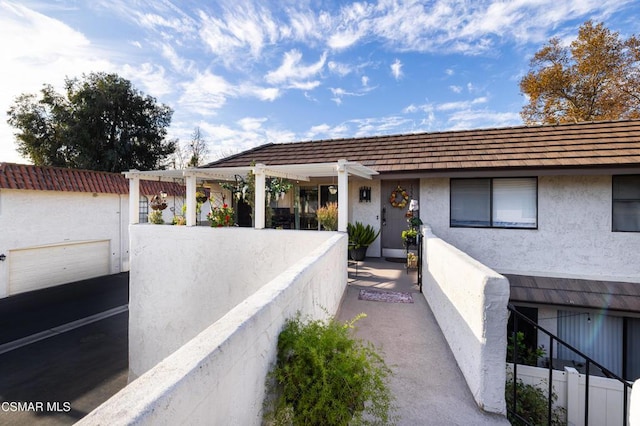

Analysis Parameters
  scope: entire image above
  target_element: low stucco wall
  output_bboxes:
[421,225,510,415]
[79,230,347,425]
[128,225,342,380]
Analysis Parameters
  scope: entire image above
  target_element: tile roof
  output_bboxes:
[0,163,184,196]
[206,120,640,173]
[506,274,640,313]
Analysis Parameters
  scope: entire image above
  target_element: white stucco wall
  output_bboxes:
[421,175,640,282]
[128,225,344,380]
[80,231,347,426]
[0,189,129,297]
[422,225,510,414]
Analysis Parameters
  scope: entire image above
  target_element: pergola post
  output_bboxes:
[337,159,348,232]
[254,164,266,229]
[185,172,197,226]
[129,174,140,224]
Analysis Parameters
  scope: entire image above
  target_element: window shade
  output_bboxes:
[492,178,537,228]
[450,179,490,226]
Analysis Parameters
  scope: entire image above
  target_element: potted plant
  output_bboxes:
[402,217,422,246]
[264,313,397,425]
[347,221,380,261]
[401,228,418,246]
[207,203,235,227]
[148,209,164,224]
[316,202,338,231]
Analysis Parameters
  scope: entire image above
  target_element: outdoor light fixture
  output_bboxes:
[0,254,6,262]
[409,199,419,211]
[359,186,371,202]
[328,185,338,195]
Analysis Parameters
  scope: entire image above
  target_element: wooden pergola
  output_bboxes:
[124,160,378,232]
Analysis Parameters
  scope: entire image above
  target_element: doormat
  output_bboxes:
[358,289,414,303]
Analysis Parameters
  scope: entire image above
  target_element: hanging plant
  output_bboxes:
[389,185,409,209]
[149,194,167,211]
[195,189,208,204]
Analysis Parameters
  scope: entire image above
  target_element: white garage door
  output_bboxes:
[8,240,110,295]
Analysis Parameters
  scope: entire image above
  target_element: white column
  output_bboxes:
[337,159,348,232]
[185,173,197,227]
[254,164,266,229]
[129,175,140,224]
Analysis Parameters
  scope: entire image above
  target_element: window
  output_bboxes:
[451,178,537,228]
[612,175,640,232]
[139,196,149,223]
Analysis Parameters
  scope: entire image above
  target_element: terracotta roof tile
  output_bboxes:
[206,120,640,173]
[0,163,185,196]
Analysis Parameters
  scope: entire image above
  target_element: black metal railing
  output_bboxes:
[507,304,633,426]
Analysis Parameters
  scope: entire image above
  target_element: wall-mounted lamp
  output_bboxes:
[0,254,6,262]
[328,185,338,195]
[359,186,371,202]
[408,199,419,211]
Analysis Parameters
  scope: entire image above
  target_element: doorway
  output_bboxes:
[381,180,419,258]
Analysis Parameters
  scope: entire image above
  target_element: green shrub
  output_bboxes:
[347,222,380,249]
[505,377,566,425]
[507,331,546,366]
[264,313,397,426]
[148,210,164,224]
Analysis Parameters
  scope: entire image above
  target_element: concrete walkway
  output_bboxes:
[337,257,509,425]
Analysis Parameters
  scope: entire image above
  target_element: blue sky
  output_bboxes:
[1,0,639,165]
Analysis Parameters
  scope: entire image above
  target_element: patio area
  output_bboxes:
[341,257,509,425]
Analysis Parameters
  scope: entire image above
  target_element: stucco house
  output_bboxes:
[0,163,185,298]
[202,119,640,382]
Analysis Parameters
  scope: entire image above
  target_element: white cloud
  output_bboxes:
[265,49,327,85]
[178,71,232,115]
[120,63,172,97]
[328,61,352,76]
[238,117,267,131]
[361,76,369,86]
[198,118,296,159]
[390,59,403,80]
[450,85,463,94]
[198,3,280,65]
[437,97,488,111]
[403,104,418,113]
[0,1,114,164]
[446,110,521,130]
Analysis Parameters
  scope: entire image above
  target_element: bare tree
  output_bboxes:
[186,126,209,167]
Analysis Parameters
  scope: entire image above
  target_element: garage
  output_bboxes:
[8,240,110,296]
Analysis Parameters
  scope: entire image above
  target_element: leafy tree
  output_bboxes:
[520,20,640,125]
[7,72,176,172]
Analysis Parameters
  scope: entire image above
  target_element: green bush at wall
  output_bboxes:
[264,313,397,425]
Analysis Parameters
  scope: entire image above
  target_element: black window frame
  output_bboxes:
[612,174,640,233]
[450,177,538,229]
[139,195,149,223]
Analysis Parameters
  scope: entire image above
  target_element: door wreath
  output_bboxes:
[389,185,409,208]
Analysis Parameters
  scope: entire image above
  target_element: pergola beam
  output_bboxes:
[124,160,378,228]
